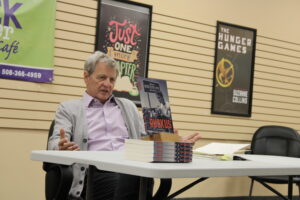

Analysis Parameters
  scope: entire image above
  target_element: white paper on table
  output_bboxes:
[193,142,250,155]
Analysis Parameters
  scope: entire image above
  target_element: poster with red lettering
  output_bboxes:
[96,0,152,105]
[137,77,174,135]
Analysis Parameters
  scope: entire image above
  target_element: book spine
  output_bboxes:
[153,156,192,163]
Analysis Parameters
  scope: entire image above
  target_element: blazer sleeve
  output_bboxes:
[48,102,74,150]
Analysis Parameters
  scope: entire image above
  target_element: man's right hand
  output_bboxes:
[58,128,80,151]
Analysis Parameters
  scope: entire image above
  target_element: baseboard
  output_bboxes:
[175,196,296,200]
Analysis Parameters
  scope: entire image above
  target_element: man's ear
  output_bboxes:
[83,71,89,84]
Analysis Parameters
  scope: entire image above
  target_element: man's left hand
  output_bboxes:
[181,132,201,144]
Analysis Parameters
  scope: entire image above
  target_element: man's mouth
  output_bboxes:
[100,89,109,93]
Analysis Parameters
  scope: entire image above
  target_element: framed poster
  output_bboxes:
[211,21,257,117]
[96,0,152,106]
[0,0,56,83]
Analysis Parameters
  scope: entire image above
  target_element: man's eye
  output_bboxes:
[97,76,106,80]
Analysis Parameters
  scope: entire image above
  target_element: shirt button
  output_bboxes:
[82,138,87,143]
[81,167,85,171]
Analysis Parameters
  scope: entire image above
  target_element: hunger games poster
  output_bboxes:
[211,21,257,117]
[96,0,152,106]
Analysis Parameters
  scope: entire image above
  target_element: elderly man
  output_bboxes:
[48,51,201,200]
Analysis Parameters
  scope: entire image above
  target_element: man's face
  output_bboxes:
[84,62,117,103]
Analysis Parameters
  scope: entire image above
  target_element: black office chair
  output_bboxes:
[43,120,172,200]
[248,125,300,200]
[43,120,74,200]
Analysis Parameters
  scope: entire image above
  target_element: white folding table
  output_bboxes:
[31,150,300,200]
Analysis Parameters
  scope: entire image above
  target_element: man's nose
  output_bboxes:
[103,78,112,86]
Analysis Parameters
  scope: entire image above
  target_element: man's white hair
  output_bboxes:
[84,51,119,76]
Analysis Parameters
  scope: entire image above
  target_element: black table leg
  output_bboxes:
[86,165,95,200]
[288,176,293,200]
[139,177,149,200]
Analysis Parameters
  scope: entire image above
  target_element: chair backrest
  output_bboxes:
[43,120,74,200]
[47,120,55,147]
[251,125,300,158]
[43,120,55,171]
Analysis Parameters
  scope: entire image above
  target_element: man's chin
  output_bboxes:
[97,94,111,103]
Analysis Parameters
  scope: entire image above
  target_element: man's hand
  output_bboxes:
[181,132,201,144]
[174,129,201,145]
[58,128,80,151]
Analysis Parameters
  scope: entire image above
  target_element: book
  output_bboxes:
[125,139,193,163]
[193,142,250,156]
[137,77,174,135]
[125,139,193,151]
[124,78,193,163]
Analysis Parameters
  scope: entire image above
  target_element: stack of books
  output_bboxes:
[124,77,193,163]
[125,139,193,163]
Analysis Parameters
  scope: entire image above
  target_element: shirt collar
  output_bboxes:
[83,92,116,107]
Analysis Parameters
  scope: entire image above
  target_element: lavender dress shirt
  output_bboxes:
[83,92,129,151]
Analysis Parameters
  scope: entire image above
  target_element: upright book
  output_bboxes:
[137,77,174,135]
[125,77,193,163]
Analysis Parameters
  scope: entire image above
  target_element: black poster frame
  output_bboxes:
[211,21,257,117]
[95,0,152,106]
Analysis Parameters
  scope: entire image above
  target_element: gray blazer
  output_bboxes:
[48,97,146,197]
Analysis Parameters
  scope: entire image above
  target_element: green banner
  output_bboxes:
[0,0,56,82]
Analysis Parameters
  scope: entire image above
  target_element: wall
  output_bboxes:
[0,0,299,199]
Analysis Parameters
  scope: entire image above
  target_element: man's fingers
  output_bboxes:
[60,128,65,140]
[181,132,201,144]
[58,128,79,151]
[173,128,178,134]
[190,134,202,143]
[68,144,80,151]
[58,138,67,146]
[173,128,201,144]
[60,141,74,150]
[73,146,81,151]
[182,132,199,141]
[60,141,80,151]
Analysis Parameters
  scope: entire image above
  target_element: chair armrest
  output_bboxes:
[153,178,172,200]
[44,162,73,200]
